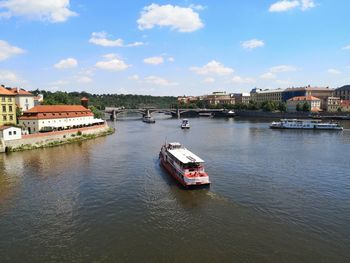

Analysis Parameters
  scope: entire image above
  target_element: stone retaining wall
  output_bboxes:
[4,124,111,152]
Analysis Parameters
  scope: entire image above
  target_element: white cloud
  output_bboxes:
[269,65,297,73]
[54,58,78,69]
[0,0,77,23]
[168,57,175,63]
[0,69,21,83]
[76,76,92,83]
[300,0,316,11]
[128,74,139,80]
[189,4,206,11]
[269,0,316,12]
[143,56,164,65]
[143,76,178,86]
[269,1,300,12]
[137,4,204,32]
[203,77,215,83]
[327,69,341,75]
[89,32,144,47]
[0,40,25,61]
[260,72,277,79]
[342,45,350,50]
[260,65,296,80]
[89,32,123,47]
[95,54,129,72]
[241,39,265,50]
[190,60,234,75]
[126,42,144,47]
[231,76,256,84]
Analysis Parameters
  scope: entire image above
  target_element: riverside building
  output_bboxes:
[19,104,104,134]
[286,96,321,112]
[7,87,35,111]
[0,85,17,126]
[282,86,334,110]
[250,88,284,104]
[334,85,350,100]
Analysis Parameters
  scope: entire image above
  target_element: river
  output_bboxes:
[1,117,350,262]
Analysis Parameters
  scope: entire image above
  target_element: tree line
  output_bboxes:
[30,90,178,109]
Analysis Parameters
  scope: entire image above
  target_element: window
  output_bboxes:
[9,106,12,112]
[1,97,5,102]
[9,115,13,121]
[8,97,12,102]
[3,115,7,121]
[9,131,12,135]
[13,131,16,135]
[2,105,6,112]
[25,98,28,103]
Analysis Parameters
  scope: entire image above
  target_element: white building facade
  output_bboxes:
[0,126,22,141]
[7,88,35,111]
[19,105,104,134]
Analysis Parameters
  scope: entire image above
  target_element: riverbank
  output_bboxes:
[234,110,350,119]
[1,123,114,153]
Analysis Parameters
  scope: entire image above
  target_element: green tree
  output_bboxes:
[302,102,311,112]
[296,103,301,112]
[261,101,277,112]
[277,102,287,112]
[89,106,104,119]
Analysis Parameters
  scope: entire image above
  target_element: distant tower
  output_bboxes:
[81,97,89,109]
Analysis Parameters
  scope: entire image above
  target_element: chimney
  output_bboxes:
[81,97,89,109]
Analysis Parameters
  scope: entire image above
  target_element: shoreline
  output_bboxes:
[2,124,114,153]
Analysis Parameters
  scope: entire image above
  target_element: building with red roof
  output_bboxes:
[6,87,35,111]
[287,96,321,112]
[19,104,104,134]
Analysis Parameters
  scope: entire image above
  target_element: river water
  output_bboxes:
[0,117,350,262]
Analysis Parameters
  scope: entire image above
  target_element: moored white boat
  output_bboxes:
[181,119,190,129]
[159,142,210,188]
[142,115,155,123]
[270,119,343,130]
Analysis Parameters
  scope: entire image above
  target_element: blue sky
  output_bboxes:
[0,0,349,96]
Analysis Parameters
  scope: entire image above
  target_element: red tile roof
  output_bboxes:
[20,105,93,120]
[0,125,12,131]
[0,86,16,96]
[24,105,90,113]
[7,88,33,96]
[81,97,89,101]
[288,96,321,101]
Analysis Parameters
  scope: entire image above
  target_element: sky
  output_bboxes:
[0,0,350,96]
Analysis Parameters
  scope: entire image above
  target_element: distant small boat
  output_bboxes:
[142,115,155,123]
[181,119,190,129]
[270,119,343,130]
[226,110,235,117]
[199,112,212,117]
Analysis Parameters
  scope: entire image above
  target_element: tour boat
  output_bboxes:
[142,115,155,123]
[159,142,210,188]
[181,119,190,129]
[270,119,343,130]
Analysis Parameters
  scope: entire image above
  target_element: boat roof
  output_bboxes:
[167,143,204,164]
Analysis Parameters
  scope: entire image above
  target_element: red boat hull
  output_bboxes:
[159,155,210,188]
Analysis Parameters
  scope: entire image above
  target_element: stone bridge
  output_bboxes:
[104,107,228,120]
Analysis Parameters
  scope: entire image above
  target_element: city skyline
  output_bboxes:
[0,0,350,96]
